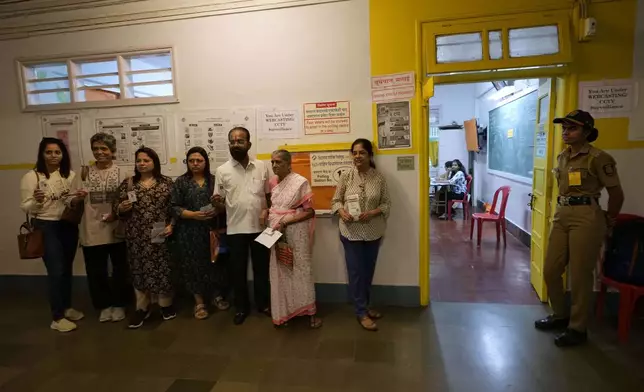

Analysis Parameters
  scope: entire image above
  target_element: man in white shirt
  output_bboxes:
[212,127,271,325]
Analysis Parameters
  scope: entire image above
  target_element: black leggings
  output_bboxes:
[437,192,465,215]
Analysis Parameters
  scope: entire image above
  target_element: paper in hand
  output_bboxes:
[254,228,283,249]
[150,222,166,244]
[127,191,137,202]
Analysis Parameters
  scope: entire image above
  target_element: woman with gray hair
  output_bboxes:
[68,132,132,323]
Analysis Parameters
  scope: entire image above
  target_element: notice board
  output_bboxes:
[279,144,353,212]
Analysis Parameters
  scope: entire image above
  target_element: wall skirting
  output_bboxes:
[0,276,420,307]
[0,0,346,40]
[476,199,531,247]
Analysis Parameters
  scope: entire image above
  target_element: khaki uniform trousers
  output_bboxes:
[544,203,607,331]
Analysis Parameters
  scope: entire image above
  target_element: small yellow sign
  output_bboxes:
[170,157,177,164]
[507,129,514,138]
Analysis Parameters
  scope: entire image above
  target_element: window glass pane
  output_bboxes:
[124,53,172,71]
[436,33,483,63]
[76,75,119,87]
[126,71,173,84]
[509,26,559,58]
[28,91,70,105]
[127,83,174,98]
[77,88,121,102]
[488,31,503,60]
[24,63,68,80]
[27,80,70,92]
[76,59,118,75]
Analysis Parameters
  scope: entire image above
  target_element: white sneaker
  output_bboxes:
[111,307,126,322]
[64,308,85,321]
[99,307,113,323]
[50,318,77,333]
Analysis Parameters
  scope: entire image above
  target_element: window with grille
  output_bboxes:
[18,48,177,111]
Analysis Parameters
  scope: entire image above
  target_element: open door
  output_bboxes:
[419,77,434,306]
[530,79,558,302]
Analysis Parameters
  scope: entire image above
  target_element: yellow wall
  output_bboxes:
[575,0,643,150]
[369,0,641,302]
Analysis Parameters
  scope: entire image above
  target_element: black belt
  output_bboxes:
[557,196,597,206]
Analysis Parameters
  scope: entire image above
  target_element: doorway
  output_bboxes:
[427,77,560,305]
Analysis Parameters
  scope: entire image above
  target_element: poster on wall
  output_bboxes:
[309,151,353,187]
[178,109,255,169]
[371,72,415,103]
[578,80,638,119]
[95,116,168,165]
[257,109,301,140]
[376,101,412,150]
[303,101,351,135]
[41,114,81,164]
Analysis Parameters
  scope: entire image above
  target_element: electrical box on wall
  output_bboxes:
[579,17,597,41]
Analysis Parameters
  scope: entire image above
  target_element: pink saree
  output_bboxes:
[268,173,316,325]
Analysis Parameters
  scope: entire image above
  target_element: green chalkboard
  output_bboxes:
[488,90,537,179]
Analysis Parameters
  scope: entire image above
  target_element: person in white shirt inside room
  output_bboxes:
[212,127,272,326]
[437,159,467,220]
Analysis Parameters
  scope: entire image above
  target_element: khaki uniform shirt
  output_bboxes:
[554,143,621,198]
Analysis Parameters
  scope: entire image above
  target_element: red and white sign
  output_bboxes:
[371,72,416,103]
[303,101,351,135]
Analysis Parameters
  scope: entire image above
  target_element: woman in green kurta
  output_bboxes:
[171,147,230,320]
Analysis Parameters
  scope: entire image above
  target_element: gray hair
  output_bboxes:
[272,149,292,164]
[90,132,117,153]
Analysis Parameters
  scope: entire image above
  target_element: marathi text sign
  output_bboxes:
[371,72,415,103]
[309,151,353,187]
[303,101,351,135]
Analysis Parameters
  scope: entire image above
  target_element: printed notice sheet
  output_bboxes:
[376,101,412,150]
[303,101,351,135]
[309,151,353,187]
[96,116,168,164]
[257,109,301,140]
[178,109,256,169]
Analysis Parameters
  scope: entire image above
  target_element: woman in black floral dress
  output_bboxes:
[171,147,230,320]
[114,147,175,329]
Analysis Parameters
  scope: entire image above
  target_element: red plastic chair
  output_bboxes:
[595,213,644,344]
[447,175,472,220]
[470,186,511,247]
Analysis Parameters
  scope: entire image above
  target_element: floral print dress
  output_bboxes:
[114,176,174,295]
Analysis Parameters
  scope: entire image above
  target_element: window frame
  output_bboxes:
[16,47,179,112]
[423,11,572,75]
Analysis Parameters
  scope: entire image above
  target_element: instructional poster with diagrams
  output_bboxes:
[95,116,168,164]
[376,101,411,149]
[41,114,81,166]
[178,109,255,169]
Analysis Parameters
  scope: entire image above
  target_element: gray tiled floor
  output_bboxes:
[1,294,643,391]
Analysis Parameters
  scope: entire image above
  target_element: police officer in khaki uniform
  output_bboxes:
[535,110,624,347]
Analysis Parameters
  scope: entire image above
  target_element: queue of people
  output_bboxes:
[19,129,391,333]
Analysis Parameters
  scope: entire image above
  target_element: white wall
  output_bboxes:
[0,0,420,287]
[473,79,539,232]
[430,84,478,173]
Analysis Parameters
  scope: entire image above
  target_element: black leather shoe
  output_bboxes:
[534,315,569,331]
[554,329,588,347]
[259,308,272,318]
[233,312,248,325]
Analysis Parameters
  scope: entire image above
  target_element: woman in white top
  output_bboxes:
[438,159,468,220]
[68,133,131,323]
[20,138,85,333]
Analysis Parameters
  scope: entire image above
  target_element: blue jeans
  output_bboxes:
[33,219,79,321]
[340,236,381,317]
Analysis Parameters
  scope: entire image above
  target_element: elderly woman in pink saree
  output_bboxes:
[268,150,322,329]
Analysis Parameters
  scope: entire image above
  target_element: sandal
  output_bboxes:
[358,315,378,331]
[213,296,230,311]
[367,309,383,320]
[309,316,323,329]
[194,304,209,320]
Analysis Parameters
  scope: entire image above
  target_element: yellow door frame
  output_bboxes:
[416,15,579,306]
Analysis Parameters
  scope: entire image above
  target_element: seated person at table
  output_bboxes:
[437,159,467,219]
[437,160,453,180]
